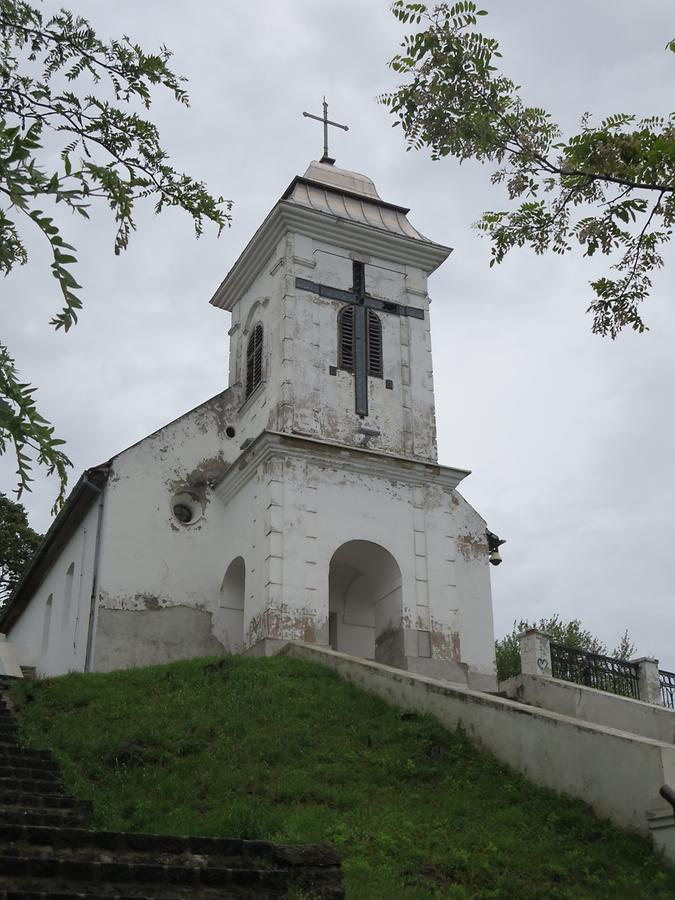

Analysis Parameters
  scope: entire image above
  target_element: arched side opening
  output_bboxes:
[245,324,263,398]
[41,594,53,657]
[219,557,245,654]
[62,562,75,628]
[328,540,402,665]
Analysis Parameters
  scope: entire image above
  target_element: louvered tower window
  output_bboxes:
[245,324,263,398]
[338,307,383,378]
[366,310,383,378]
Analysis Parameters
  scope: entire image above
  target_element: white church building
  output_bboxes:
[1,158,500,691]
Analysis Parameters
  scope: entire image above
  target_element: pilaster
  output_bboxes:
[519,629,552,679]
[634,657,662,705]
[263,458,285,626]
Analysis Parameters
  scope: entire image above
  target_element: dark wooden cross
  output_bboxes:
[296,260,424,418]
[302,97,349,165]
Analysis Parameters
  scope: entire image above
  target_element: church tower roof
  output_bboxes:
[210,160,451,311]
[301,160,383,201]
[282,161,433,244]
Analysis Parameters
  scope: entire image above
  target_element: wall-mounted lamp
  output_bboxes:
[486,529,506,566]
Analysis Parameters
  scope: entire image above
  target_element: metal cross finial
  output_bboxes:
[302,97,349,165]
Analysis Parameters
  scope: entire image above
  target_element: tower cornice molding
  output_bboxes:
[214,430,469,507]
[210,201,452,312]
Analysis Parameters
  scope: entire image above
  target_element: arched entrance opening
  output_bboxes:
[328,540,402,665]
[41,594,53,657]
[219,557,245,653]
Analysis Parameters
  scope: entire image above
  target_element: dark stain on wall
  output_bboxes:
[455,533,487,561]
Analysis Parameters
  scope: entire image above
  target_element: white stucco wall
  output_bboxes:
[217,437,497,689]
[8,500,101,676]
[88,386,288,672]
[287,236,438,461]
[452,494,498,687]
[91,396,237,672]
[502,673,675,744]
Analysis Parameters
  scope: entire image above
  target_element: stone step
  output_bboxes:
[0,885,271,899]
[0,779,65,796]
[0,736,50,754]
[0,765,63,782]
[0,858,290,893]
[0,825,340,869]
[0,828,343,898]
[0,809,89,829]
[0,754,58,771]
[1,794,93,815]
[0,747,55,764]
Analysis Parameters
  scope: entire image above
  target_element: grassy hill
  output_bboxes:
[8,654,675,899]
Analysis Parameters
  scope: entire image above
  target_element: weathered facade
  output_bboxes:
[0,160,498,690]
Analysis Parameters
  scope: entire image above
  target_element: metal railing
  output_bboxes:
[660,670,675,709]
[550,642,641,699]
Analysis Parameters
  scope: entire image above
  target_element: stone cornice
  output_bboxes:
[209,201,452,312]
[214,431,469,506]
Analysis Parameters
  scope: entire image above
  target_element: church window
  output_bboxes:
[171,491,203,526]
[338,306,354,371]
[41,594,53,656]
[173,503,193,524]
[367,311,383,378]
[245,324,264,398]
[62,562,75,627]
[337,307,383,378]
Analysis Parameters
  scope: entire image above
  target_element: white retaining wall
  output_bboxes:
[501,673,675,745]
[281,641,675,849]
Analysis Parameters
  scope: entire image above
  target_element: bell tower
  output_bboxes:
[210,159,451,463]
[207,156,496,692]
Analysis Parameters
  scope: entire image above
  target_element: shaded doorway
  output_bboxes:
[41,594,53,658]
[219,557,245,653]
[328,540,402,664]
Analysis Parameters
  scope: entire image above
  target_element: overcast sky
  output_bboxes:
[2,0,674,666]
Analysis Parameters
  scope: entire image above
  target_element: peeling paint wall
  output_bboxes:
[90,393,248,671]
[278,235,438,461]
[224,231,439,462]
[452,493,498,691]
[225,450,496,689]
[89,392,273,672]
[94,606,225,672]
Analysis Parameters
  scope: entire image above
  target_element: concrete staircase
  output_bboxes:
[0,692,344,899]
